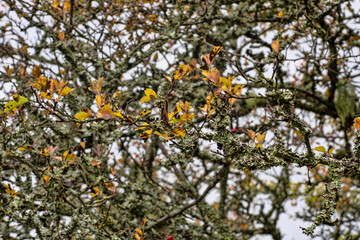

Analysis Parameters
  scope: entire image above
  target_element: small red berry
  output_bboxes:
[167,236,173,240]
[231,128,237,133]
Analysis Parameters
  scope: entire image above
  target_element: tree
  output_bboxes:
[1,0,360,239]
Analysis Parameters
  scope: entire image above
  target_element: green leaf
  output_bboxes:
[4,95,29,113]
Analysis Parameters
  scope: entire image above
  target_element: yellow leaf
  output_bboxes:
[154,131,172,140]
[142,218,147,229]
[172,128,185,139]
[278,10,283,18]
[51,0,60,8]
[313,146,326,153]
[134,233,141,240]
[135,228,142,236]
[80,142,86,149]
[141,89,157,103]
[140,129,153,140]
[112,111,125,119]
[89,77,103,95]
[137,109,151,118]
[18,145,35,151]
[328,147,335,155]
[75,108,92,120]
[95,94,105,108]
[256,132,266,143]
[165,75,173,84]
[5,184,17,198]
[60,86,73,96]
[271,39,280,53]
[64,0,70,13]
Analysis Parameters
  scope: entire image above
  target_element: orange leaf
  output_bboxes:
[80,142,86,149]
[354,117,360,130]
[93,187,102,196]
[32,65,41,78]
[58,31,65,41]
[43,175,51,184]
[202,67,220,84]
[271,39,280,53]
[105,182,116,192]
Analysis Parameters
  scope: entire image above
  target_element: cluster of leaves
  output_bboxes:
[1,0,360,240]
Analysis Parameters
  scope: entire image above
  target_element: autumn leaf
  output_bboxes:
[43,176,51,184]
[137,109,151,118]
[4,95,29,113]
[354,117,360,130]
[58,31,65,41]
[63,150,76,164]
[165,75,173,84]
[174,64,191,80]
[97,103,114,120]
[329,147,335,156]
[51,0,60,8]
[91,160,102,168]
[135,228,143,236]
[75,108,93,120]
[201,46,223,69]
[5,65,14,76]
[202,67,220,84]
[140,129,153,141]
[5,184,17,198]
[18,145,35,151]
[32,65,41,78]
[111,167,117,175]
[278,10,283,18]
[141,89,157,103]
[134,233,141,240]
[60,86,73,96]
[92,187,102,197]
[172,128,185,139]
[271,39,280,53]
[89,77,103,95]
[154,131,172,140]
[142,218,147,229]
[95,94,106,108]
[256,132,266,148]
[63,0,70,13]
[241,128,255,141]
[313,146,326,153]
[112,110,125,120]
[105,182,116,192]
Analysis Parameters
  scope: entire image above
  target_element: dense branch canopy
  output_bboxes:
[1,0,360,239]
